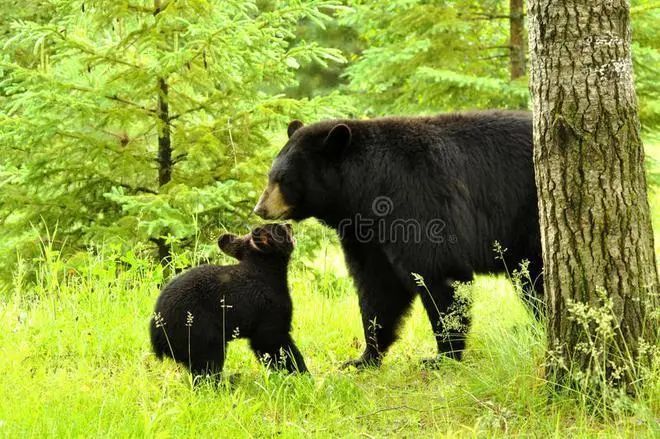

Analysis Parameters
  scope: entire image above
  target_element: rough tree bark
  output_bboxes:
[528,0,658,393]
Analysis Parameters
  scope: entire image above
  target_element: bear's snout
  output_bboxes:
[254,183,291,219]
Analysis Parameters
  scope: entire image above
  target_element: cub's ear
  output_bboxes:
[287,120,304,138]
[218,234,243,260]
[323,123,351,154]
[251,228,275,253]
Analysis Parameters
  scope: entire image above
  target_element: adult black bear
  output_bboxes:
[150,223,308,377]
[254,111,542,368]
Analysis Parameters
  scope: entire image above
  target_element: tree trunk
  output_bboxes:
[156,76,172,265]
[528,0,659,394]
[509,0,526,80]
[157,77,172,187]
[153,0,172,265]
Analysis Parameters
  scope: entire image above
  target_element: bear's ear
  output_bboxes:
[218,234,243,260]
[287,120,304,138]
[323,124,351,154]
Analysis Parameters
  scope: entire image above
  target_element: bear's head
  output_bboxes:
[218,223,295,261]
[253,119,352,222]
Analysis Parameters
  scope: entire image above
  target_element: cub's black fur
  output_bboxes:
[255,111,542,368]
[150,223,307,377]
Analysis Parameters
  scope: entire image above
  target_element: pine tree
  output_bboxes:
[342,0,658,124]
[343,0,530,114]
[0,0,344,272]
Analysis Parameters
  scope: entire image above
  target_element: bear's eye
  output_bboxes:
[273,171,292,187]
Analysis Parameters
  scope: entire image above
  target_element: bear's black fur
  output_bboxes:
[149,223,307,377]
[254,111,542,368]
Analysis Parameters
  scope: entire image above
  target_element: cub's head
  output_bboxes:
[253,119,352,221]
[218,223,295,261]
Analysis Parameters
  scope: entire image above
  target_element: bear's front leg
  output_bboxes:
[357,291,418,368]
[340,244,415,369]
[250,331,308,374]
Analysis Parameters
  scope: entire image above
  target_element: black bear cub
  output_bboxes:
[150,223,307,377]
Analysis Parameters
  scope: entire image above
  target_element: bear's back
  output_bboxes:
[159,264,232,303]
[352,110,531,157]
[330,111,536,273]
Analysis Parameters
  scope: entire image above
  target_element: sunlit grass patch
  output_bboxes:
[0,239,657,436]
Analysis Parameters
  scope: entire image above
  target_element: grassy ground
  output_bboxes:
[0,148,658,437]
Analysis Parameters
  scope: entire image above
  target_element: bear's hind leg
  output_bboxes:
[189,341,226,380]
[280,339,308,373]
[419,276,472,364]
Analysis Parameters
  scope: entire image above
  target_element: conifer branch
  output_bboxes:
[48,30,144,69]
[458,13,526,21]
[153,0,174,16]
[67,85,156,114]
[106,94,156,114]
[169,104,207,121]
[115,182,158,195]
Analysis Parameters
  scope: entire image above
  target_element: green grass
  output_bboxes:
[1,251,657,438]
[0,148,658,437]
